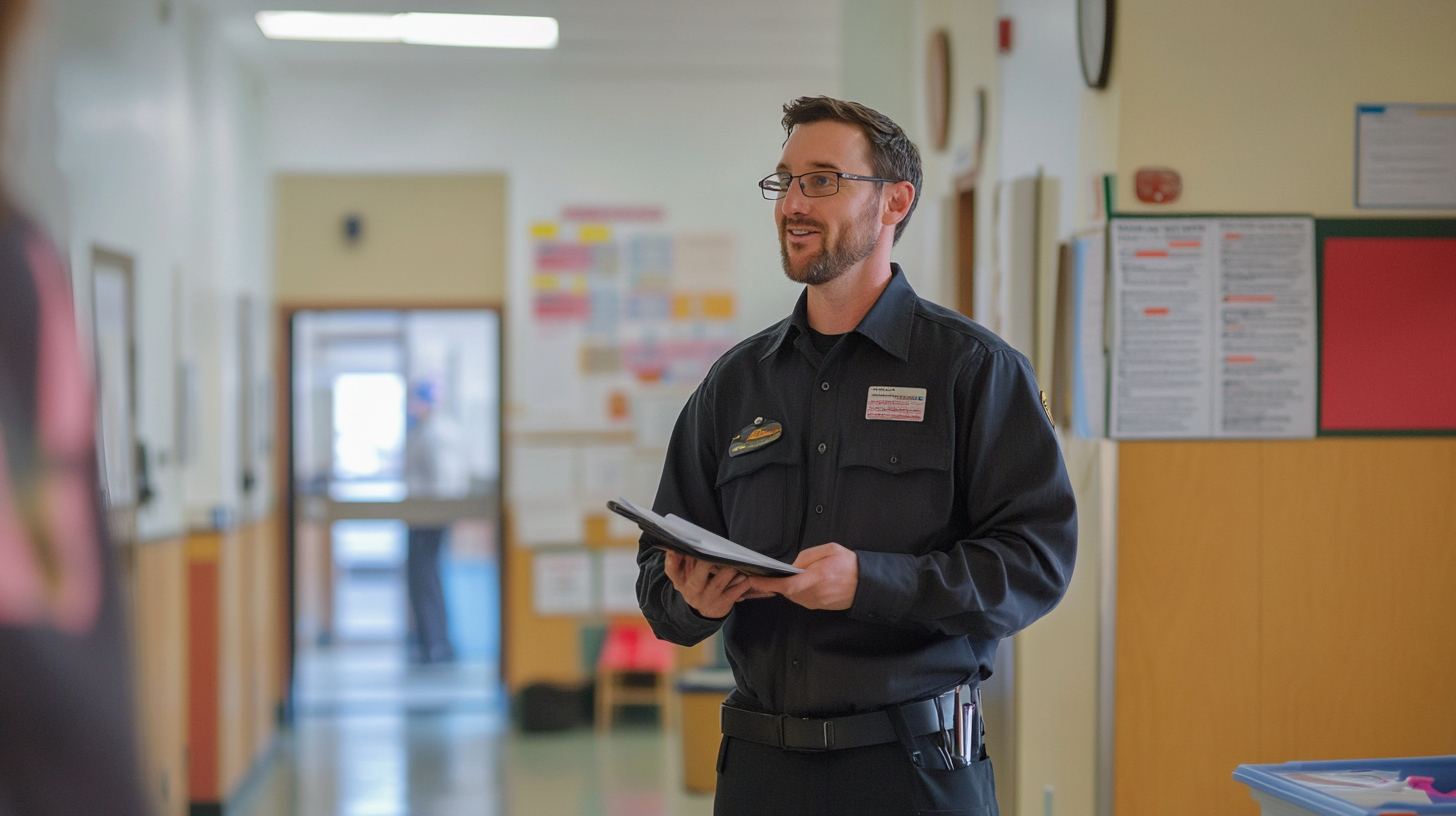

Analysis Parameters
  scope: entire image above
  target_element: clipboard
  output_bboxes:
[607,498,802,578]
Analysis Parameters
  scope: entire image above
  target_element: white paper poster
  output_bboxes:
[1110,219,1216,438]
[599,548,642,614]
[1210,218,1317,438]
[532,550,595,615]
[1356,104,1456,209]
[1109,217,1316,439]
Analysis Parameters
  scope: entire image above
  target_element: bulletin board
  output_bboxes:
[1316,219,1456,435]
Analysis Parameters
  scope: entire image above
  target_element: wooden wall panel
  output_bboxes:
[504,512,583,690]
[186,532,222,804]
[1114,442,1263,816]
[1116,438,1456,816]
[187,519,282,810]
[133,538,187,816]
[1260,439,1456,761]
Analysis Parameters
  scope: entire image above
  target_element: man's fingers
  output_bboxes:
[707,566,740,594]
[791,543,840,568]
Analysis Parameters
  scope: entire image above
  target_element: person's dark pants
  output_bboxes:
[406,526,454,663]
[713,731,998,816]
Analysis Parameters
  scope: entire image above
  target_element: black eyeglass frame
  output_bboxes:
[758,170,901,200]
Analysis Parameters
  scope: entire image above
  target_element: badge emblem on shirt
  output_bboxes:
[1040,390,1055,425]
[865,386,926,422]
[728,418,783,457]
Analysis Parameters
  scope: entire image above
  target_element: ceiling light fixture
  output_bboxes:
[255,11,559,49]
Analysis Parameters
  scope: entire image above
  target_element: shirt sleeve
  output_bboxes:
[847,347,1078,640]
[635,380,727,646]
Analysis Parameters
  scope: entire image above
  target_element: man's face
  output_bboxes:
[775,120,884,286]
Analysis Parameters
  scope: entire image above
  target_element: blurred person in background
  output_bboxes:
[0,0,150,813]
[403,380,456,663]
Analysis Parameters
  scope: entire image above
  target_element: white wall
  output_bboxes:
[265,54,841,427]
[4,0,273,539]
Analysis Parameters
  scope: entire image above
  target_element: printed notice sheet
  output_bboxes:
[1109,217,1316,439]
[1356,104,1456,209]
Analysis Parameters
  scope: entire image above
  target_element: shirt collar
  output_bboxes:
[760,264,917,362]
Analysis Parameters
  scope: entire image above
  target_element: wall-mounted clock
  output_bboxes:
[926,29,952,152]
[1077,0,1114,89]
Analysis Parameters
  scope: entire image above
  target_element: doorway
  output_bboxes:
[288,309,502,715]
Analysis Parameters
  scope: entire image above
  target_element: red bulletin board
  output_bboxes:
[1320,230,1456,432]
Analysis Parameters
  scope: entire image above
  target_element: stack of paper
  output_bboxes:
[607,498,801,577]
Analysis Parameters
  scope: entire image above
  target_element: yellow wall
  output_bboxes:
[1110,4,1456,816]
[275,174,507,304]
[1116,0,1456,218]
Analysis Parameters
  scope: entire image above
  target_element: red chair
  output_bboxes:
[595,622,677,731]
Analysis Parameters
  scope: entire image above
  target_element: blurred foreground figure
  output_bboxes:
[0,0,149,813]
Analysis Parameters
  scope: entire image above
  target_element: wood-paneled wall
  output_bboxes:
[185,517,284,811]
[130,537,188,816]
[1115,438,1456,816]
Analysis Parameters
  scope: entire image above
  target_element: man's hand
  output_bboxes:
[745,543,859,611]
[663,550,750,619]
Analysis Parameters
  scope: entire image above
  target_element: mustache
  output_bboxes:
[780,217,827,232]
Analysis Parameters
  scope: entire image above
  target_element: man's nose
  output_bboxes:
[780,181,813,215]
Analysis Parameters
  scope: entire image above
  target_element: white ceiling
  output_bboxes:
[198,0,842,77]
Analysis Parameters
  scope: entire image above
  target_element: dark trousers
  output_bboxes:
[714,732,998,816]
[406,526,454,663]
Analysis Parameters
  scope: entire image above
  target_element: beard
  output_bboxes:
[779,198,881,286]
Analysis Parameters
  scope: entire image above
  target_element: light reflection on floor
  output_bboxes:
[233,644,715,816]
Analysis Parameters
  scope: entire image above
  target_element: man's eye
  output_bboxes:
[807,174,834,188]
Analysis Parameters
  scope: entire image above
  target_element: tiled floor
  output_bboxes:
[232,713,716,816]
[236,643,715,816]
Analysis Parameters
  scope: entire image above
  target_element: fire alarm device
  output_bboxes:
[998,18,1013,54]
[1135,168,1181,204]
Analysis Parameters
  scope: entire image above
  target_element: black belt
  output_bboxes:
[720,693,955,752]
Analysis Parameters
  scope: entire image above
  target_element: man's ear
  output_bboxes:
[882,181,916,227]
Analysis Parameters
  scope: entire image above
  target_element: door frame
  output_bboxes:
[275,301,507,719]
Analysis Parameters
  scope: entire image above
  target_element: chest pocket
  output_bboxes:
[715,444,799,562]
[834,435,954,554]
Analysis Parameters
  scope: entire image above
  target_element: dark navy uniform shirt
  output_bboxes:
[636,266,1077,718]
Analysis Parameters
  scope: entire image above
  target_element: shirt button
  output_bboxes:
[818,443,827,454]
[820,381,830,391]
[890,455,898,464]
[815,504,824,514]
[792,659,800,667]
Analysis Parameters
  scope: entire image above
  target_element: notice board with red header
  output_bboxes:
[1317,219,1456,434]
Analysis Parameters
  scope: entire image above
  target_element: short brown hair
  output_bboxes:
[781,96,922,244]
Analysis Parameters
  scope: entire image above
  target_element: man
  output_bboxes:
[403,381,456,663]
[636,96,1077,816]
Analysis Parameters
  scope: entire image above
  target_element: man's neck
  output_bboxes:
[805,254,894,335]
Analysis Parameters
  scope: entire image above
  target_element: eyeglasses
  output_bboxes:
[758,170,898,200]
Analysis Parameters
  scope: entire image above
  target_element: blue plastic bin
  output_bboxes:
[1234,756,1456,816]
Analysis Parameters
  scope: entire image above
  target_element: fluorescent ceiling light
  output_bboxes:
[255,11,559,49]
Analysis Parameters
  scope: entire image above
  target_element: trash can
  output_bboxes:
[1234,756,1456,816]
[678,667,737,795]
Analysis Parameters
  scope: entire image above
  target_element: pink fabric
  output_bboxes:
[0,234,101,633]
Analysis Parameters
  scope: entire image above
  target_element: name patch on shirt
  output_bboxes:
[865,386,927,422]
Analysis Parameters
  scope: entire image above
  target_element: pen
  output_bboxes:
[953,686,965,762]
[970,687,982,761]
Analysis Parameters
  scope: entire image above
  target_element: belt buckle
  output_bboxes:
[781,715,835,750]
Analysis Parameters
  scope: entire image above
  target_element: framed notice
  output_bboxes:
[1356,104,1456,209]
[1316,219,1456,434]
[1109,216,1317,439]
